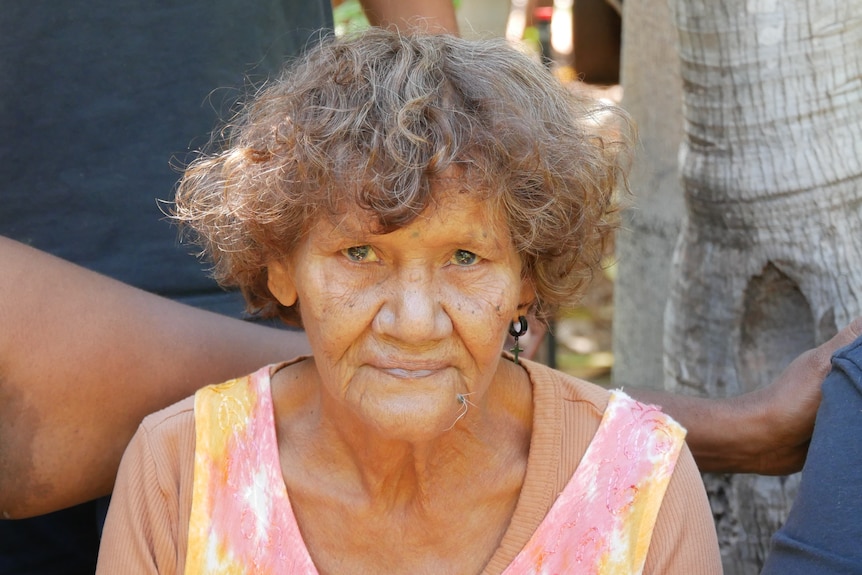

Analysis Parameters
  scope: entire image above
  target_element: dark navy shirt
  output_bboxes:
[762,334,862,574]
[1,0,331,315]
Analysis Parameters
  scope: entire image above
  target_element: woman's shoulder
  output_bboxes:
[519,359,612,480]
[128,396,198,494]
[138,394,196,439]
[141,363,279,437]
[135,365,272,456]
[521,358,612,414]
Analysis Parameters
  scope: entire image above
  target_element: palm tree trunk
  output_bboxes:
[664,1,862,572]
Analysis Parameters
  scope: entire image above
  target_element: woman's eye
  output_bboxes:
[451,249,480,266]
[343,245,377,262]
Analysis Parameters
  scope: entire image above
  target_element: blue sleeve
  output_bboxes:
[761,335,862,575]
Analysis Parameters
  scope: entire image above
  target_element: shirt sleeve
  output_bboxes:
[761,335,862,575]
[96,409,192,575]
[644,443,724,574]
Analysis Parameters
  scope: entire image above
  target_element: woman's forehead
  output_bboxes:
[315,188,506,239]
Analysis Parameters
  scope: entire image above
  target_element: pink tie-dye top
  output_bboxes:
[501,390,685,574]
[185,366,684,574]
[185,367,318,574]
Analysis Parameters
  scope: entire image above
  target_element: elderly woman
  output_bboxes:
[96,29,721,573]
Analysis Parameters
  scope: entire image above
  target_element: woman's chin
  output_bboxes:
[357,399,468,444]
[339,368,475,442]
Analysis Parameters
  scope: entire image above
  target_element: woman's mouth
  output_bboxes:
[381,367,438,379]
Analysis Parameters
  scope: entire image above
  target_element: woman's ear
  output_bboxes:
[267,261,298,307]
[517,276,537,316]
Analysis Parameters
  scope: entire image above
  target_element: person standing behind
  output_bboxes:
[0,2,457,573]
[761,333,862,574]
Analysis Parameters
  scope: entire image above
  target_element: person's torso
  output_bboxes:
[0,0,332,315]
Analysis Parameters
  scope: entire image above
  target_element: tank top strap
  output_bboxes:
[185,366,318,574]
[503,390,686,575]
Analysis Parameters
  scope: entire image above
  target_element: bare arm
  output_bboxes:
[359,0,459,34]
[628,317,862,475]
[0,237,309,518]
[4,227,855,515]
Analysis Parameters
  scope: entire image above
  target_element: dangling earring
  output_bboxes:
[508,316,528,365]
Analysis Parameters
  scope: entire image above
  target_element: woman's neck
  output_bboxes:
[271,358,533,575]
[272,355,532,510]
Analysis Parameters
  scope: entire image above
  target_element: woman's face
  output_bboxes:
[267,188,530,442]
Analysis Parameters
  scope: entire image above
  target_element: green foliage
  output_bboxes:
[333,0,370,36]
[334,0,461,36]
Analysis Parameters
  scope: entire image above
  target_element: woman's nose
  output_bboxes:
[373,269,451,343]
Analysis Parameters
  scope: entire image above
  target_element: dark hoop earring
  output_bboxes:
[508,316,528,365]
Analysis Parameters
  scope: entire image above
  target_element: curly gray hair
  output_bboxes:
[174,28,634,325]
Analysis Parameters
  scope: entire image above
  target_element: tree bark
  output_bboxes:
[664,1,862,572]
[612,0,685,391]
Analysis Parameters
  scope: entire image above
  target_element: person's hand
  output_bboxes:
[742,316,862,475]
[628,317,862,475]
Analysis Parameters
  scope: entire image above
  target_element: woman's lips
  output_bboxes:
[380,367,438,379]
